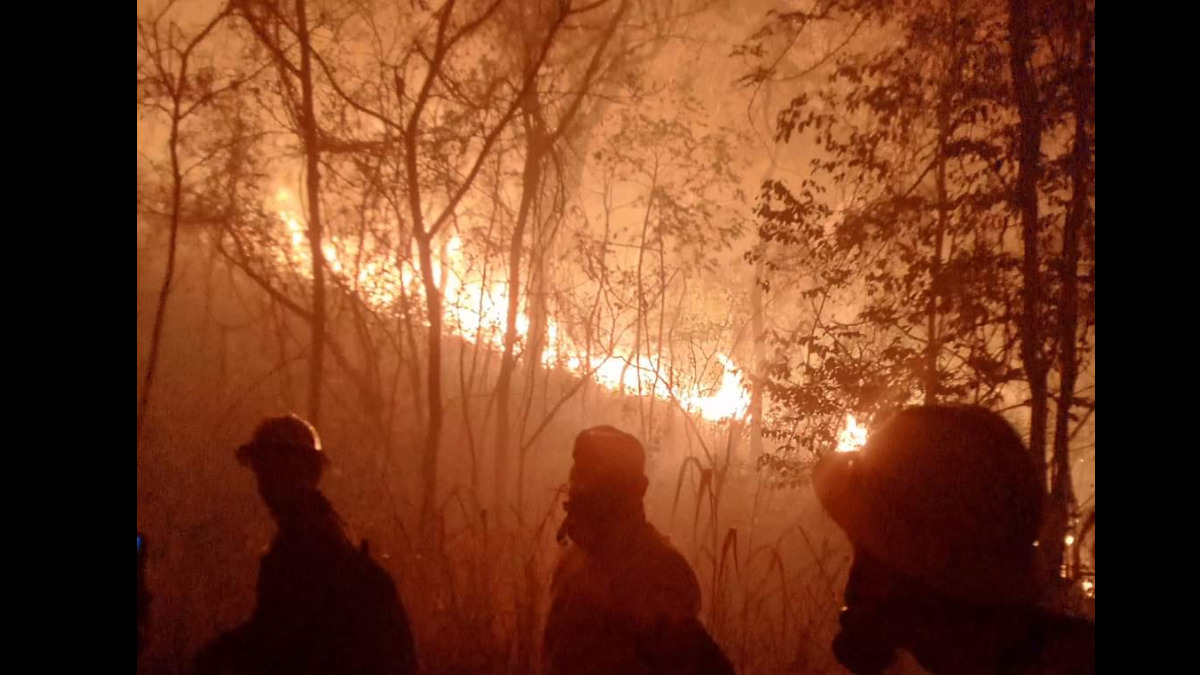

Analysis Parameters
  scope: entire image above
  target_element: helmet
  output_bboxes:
[572,426,646,494]
[815,406,1043,605]
[236,415,327,477]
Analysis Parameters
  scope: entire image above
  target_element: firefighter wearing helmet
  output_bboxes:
[196,415,416,675]
[543,426,734,675]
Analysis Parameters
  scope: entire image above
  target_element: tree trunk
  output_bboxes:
[494,118,544,515]
[415,232,445,545]
[926,0,963,407]
[296,0,326,427]
[750,254,766,458]
[1049,0,1092,580]
[1009,0,1049,485]
[137,105,185,446]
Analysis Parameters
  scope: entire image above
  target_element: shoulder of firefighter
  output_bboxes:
[547,525,733,675]
[196,531,416,675]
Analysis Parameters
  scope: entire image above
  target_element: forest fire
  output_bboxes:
[138,0,1095,670]
[277,193,750,422]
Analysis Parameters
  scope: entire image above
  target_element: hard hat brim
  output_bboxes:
[235,442,327,468]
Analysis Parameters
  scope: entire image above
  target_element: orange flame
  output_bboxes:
[272,192,750,422]
[836,414,868,453]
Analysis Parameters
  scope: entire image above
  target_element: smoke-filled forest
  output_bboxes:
[136,0,1095,673]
